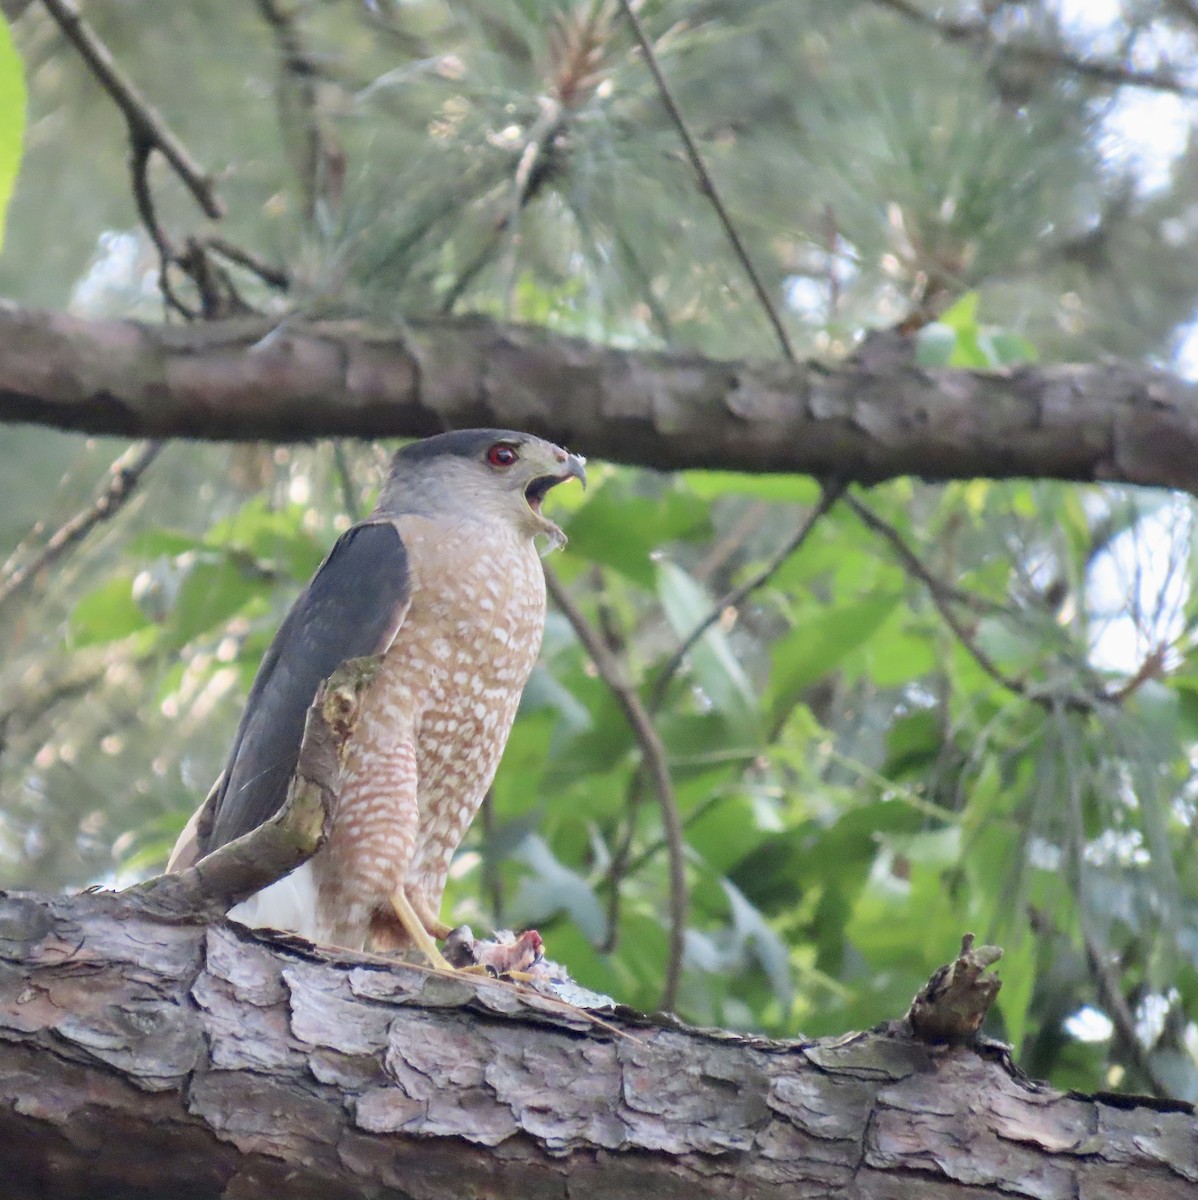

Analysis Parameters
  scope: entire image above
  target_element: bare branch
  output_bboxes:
[40,0,224,219]
[844,491,1041,695]
[7,308,1198,494]
[128,138,199,319]
[38,0,276,317]
[0,440,164,613]
[844,493,1114,713]
[255,0,345,223]
[619,0,1130,724]
[204,235,291,292]
[500,98,565,319]
[873,0,1198,100]
[544,564,688,1012]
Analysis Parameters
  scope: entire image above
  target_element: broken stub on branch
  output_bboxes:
[905,932,1003,1045]
[127,655,382,922]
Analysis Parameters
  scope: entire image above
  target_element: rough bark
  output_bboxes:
[0,890,1194,1200]
[3,301,1198,494]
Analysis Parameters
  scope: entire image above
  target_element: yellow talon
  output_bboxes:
[389,889,457,972]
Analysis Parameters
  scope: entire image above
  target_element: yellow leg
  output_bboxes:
[390,889,457,972]
[407,886,452,940]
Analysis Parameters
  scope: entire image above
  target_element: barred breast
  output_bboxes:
[314,514,547,948]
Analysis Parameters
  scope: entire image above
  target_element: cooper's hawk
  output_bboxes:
[168,429,585,970]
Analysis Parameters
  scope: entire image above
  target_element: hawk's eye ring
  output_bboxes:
[487,444,518,468]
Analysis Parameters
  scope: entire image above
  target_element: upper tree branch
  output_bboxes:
[3,304,1198,495]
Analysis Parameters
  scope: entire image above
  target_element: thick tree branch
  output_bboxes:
[3,304,1198,495]
[0,892,1195,1198]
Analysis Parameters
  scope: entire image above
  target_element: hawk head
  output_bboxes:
[379,429,587,549]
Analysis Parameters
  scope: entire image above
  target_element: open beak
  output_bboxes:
[525,452,587,515]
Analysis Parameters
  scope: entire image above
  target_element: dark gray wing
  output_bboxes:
[201,521,411,854]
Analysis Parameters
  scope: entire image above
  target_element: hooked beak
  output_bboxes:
[525,451,587,514]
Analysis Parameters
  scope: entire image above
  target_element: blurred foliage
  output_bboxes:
[0,8,22,253]
[2,0,1198,1103]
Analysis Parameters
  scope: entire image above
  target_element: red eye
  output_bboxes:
[487,444,518,467]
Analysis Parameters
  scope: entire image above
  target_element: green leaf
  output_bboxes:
[948,328,991,368]
[169,555,269,645]
[70,576,152,646]
[915,322,957,366]
[994,933,1036,1050]
[0,12,26,252]
[565,477,709,586]
[722,877,793,1010]
[988,330,1038,365]
[204,497,326,582]
[687,793,769,875]
[682,471,821,504]
[935,294,994,367]
[660,713,756,777]
[126,528,205,557]
[917,295,1037,369]
[884,709,943,777]
[489,710,556,821]
[766,595,900,728]
[939,292,980,334]
[656,560,758,742]
[865,626,938,688]
[510,833,605,941]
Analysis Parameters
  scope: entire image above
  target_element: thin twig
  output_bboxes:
[599,771,644,954]
[41,0,223,219]
[615,0,795,360]
[0,441,165,613]
[256,0,346,224]
[651,480,847,710]
[873,0,1198,100]
[256,0,321,220]
[844,493,1030,693]
[439,106,569,314]
[501,100,565,319]
[544,564,688,1012]
[588,15,810,974]
[205,236,291,292]
[1055,702,1173,1100]
[618,0,1095,718]
[1082,930,1172,1100]
[845,493,1113,713]
[129,139,197,320]
[442,4,615,313]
